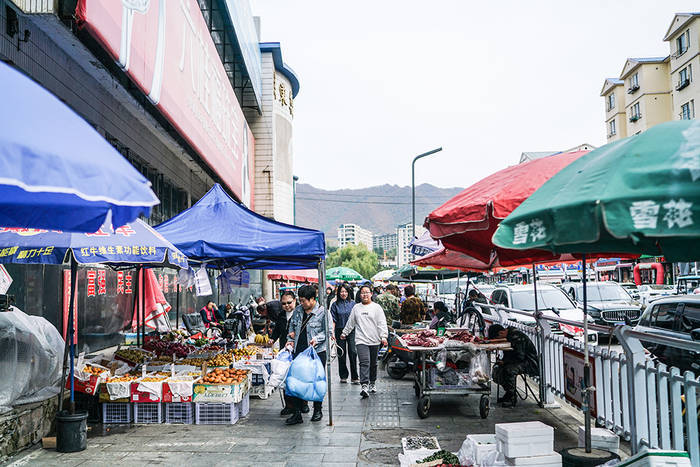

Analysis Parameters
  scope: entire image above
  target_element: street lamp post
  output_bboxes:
[412,147,442,239]
[293,175,299,225]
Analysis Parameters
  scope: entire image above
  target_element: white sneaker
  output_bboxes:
[369,383,377,393]
[360,384,369,398]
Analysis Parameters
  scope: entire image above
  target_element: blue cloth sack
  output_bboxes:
[285,346,327,402]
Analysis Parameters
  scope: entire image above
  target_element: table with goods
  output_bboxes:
[68,330,280,425]
[397,328,510,419]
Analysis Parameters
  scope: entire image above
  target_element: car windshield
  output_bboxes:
[648,285,674,291]
[511,289,573,311]
[576,284,631,302]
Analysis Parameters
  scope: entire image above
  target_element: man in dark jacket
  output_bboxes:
[256,297,287,348]
[487,324,539,407]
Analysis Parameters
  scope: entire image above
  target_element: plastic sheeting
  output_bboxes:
[0,307,64,413]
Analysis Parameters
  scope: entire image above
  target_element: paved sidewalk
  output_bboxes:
[7,372,593,466]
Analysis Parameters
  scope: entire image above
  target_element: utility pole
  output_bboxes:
[293,175,299,225]
[412,148,442,239]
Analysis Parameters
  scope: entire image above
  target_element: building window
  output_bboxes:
[628,73,639,94]
[677,65,692,90]
[609,120,616,136]
[607,93,615,111]
[681,100,695,120]
[676,29,690,57]
[629,102,641,122]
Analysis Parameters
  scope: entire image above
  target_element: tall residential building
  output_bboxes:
[600,13,700,139]
[337,224,373,250]
[396,223,427,266]
[664,13,700,120]
[373,233,398,252]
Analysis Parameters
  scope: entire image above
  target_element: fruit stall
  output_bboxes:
[70,331,279,425]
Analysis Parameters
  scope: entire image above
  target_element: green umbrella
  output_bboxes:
[326,266,363,281]
[493,120,700,262]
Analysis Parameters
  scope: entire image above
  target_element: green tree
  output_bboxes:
[373,246,384,257]
[327,244,380,280]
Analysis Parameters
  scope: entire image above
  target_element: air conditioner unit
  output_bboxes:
[627,84,640,94]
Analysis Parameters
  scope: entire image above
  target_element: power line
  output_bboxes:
[296,191,455,199]
[295,196,441,205]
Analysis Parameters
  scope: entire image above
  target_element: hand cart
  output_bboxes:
[406,341,510,419]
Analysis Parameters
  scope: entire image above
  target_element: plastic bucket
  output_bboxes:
[56,410,88,453]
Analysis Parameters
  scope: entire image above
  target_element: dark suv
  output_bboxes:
[633,295,700,373]
[563,281,641,333]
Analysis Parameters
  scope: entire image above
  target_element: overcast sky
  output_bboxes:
[251,1,698,191]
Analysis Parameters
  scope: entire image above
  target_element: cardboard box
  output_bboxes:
[162,380,193,403]
[130,380,164,403]
[65,374,101,395]
[98,384,129,403]
[192,376,248,403]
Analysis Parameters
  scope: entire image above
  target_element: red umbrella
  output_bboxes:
[425,151,588,266]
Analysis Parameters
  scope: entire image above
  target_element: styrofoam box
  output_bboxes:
[577,426,619,452]
[495,422,554,458]
[618,450,691,467]
[506,451,562,466]
[464,434,498,465]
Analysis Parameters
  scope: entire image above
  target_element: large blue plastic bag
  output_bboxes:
[268,350,293,388]
[285,346,327,402]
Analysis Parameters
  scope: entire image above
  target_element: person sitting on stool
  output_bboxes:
[487,324,539,407]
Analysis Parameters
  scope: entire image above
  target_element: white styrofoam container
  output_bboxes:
[506,451,562,466]
[577,426,619,449]
[458,434,498,465]
[617,449,691,467]
[495,422,554,458]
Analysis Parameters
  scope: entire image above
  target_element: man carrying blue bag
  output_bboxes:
[284,285,328,425]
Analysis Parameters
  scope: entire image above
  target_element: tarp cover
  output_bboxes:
[155,184,325,269]
[0,308,64,412]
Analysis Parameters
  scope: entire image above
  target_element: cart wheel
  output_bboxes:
[417,396,431,419]
[386,354,407,380]
[413,382,420,398]
[479,395,490,419]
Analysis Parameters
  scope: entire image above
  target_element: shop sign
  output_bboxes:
[76,0,255,207]
[562,347,597,417]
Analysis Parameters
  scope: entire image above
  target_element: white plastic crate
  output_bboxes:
[133,402,163,424]
[506,452,562,466]
[102,403,131,424]
[195,403,239,425]
[495,422,553,458]
[236,393,250,418]
[458,434,497,465]
[165,403,193,424]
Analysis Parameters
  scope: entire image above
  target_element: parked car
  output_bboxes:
[487,284,598,343]
[562,281,641,334]
[637,284,675,306]
[676,275,700,295]
[633,295,700,374]
[619,282,640,300]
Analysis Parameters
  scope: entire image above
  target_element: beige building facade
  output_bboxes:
[600,13,700,140]
[337,224,374,250]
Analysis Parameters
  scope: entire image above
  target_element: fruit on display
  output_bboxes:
[201,368,248,385]
[207,352,233,367]
[417,450,461,465]
[254,334,271,345]
[106,374,139,383]
[162,329,188,342]
[143,340,193,358]
[82,364,108,375]
[194,337,208,347]
[115,348,150,363]
[179,358,206,366]
[233,347,256,360]
[140,376,167,382]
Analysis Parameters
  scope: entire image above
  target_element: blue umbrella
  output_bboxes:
[0,61,159,232]
[0,218,188,409]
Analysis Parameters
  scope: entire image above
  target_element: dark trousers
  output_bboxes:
[356,344,379,385]
[290,351,326,412]
[335,329,358,380]
[493,361,524,394]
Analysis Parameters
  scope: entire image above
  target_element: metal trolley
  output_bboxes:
[406,341,510,419]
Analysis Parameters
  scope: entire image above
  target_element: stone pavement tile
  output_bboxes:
[284,453,330,466]
[320,463,357,467]
[121,450,199,463]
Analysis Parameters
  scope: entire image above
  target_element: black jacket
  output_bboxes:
[265,300,287,347]
[503,328,539,376]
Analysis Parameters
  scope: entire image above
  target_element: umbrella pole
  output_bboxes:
[318,258,332,426]
[68,257,77,414]
[582,254,591,453]
[141,268,145,345]
[176,284,180,329]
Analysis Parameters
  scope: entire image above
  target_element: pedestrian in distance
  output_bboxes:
[284,285,328,425]
[331,283,359,384]
[400,285,426,326]
[375,284,401,325]
[341,284,388,398]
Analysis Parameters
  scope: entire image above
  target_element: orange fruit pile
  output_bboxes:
[201,368,247,385]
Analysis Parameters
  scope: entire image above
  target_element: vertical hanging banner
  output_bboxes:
[76,0,255,208]
[62,269,78,345]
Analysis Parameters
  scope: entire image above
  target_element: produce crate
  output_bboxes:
[66,374,101,395]
[102,403,132,424]
[130,381,163,403]
[250,373,265,386]
[162,381,193,403]
[249,383,274,399]
[165,403,194,424]
[236,393,250,418]
[133,402,163,424]
[195,403,239,425]
[192,376,248,403]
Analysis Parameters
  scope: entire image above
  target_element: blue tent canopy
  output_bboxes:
[155,184,325,269]
[0,219,188,269]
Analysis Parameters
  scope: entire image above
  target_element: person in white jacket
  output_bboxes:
[341,284,388,398]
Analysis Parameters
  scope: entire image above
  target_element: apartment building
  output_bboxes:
[337,223,373,250]
[664,13,700,120]
[373,233,398,253]
[601,13,700,140]
[396,223,427,266]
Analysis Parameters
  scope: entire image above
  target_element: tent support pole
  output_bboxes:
[582,254,591,453]
[141,268,145,344]
[58,257,77,413]
[176,283,180,329]
[133,268,140,347]
[318,258,332,426]
[67,256,77,414]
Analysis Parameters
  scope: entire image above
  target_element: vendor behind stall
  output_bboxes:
[256,297,287,348]
[400,285,426,326]
[199,301,221,329]
[429,301,452,330]
[487,324,538,407]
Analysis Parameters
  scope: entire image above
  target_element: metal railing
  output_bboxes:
[478,303,700,465]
